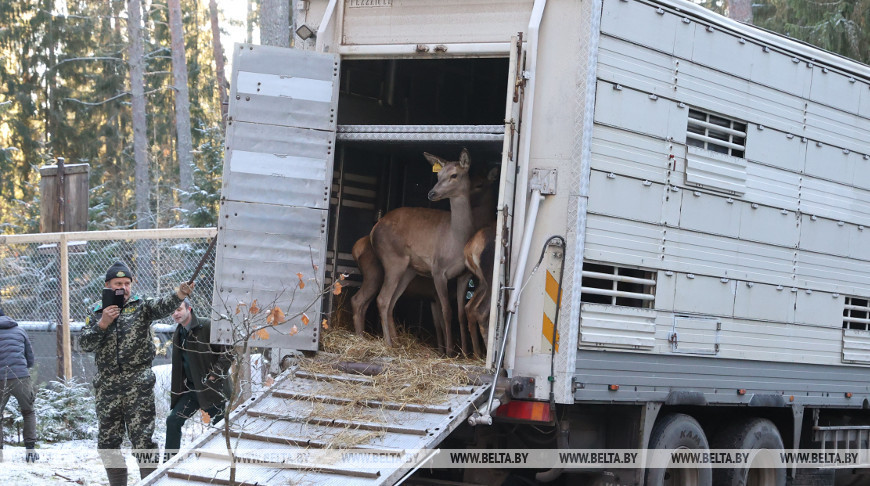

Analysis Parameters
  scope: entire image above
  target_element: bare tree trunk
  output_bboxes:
[726,0,753,23]
[259,0,290,47]
[209,0,229,126]
[168,0,195,215]
[246,0,254,44]
[128,0,151,229]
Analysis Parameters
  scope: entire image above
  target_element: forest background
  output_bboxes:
[0,0,868,236]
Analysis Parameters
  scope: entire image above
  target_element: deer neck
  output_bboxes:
[448,194,475,242]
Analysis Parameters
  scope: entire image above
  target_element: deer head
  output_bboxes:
[425,148,471,202]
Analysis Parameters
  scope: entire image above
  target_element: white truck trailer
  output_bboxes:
[144,0,870,485]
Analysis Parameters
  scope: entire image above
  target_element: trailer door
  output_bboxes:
[486,35,525,366]
[211,44,340,351]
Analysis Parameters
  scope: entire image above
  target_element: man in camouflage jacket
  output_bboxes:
[80,261,194,486]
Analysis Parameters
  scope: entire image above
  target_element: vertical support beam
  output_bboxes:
[60,232,72,380]
[55,157,67,380]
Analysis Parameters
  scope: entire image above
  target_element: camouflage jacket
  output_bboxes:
[80,291,182,376]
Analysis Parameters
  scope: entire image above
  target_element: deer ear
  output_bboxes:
[459,148,471,169]
[486,167,499,182]
[423,152,446,168]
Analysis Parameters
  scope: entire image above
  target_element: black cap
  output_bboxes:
[105,261,133,282]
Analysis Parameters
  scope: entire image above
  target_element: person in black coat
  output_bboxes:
[0,307,38,462]
[164,299,233,459]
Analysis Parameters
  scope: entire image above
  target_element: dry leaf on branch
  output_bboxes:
[235,301,247,315]
[253,328,270,340]
[333,282,343,295]
[321,318,329,330]
[266,307,286,326]
[301,313,310,326]
[289,325,299,336]
[296,272,305,289]
[201,410,211,424]
[250,299,260,315]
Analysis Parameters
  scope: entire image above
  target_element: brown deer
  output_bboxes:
[369,149,477,354]
[350,167,498,353]
[464,224,496,358]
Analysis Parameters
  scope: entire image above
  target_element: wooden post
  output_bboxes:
[55,158,66,381]
[60,232,72,380]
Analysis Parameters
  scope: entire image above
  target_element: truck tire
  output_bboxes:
[710,418,785,486]
[645,413,713,486]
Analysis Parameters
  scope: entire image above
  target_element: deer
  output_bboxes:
[369,148,479,354]
[463,224,496,358]
[350,166,498,353]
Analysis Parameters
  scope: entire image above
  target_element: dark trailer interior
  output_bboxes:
[324,57,509,346]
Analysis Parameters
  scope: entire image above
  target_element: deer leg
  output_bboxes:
[430,300,445,353]
[376,259,411,347]
[432,274,454,356]
[351,255,384,336]
[387,269,417,344]
[465,283,483,359]
[456,273,472,357]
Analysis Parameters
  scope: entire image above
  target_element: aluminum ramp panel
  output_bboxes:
[143,361,490,486]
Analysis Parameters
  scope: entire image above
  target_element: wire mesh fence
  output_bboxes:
[0,228,216,384]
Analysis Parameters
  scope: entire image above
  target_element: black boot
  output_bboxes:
[105,467,128,486]
[24,442,38,463]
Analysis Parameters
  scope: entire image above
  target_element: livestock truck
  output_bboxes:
[144,0,870,485]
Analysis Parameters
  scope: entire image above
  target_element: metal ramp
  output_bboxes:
[143,357,490,486]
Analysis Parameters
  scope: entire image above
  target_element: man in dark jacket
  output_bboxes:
[0,307,38,463]
[80,261,193,485]
[164,299,232,459]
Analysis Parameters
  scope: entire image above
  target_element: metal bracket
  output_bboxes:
[510,376,536,399]
[529,168,557,195]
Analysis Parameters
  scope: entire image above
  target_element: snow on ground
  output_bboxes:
[1,356,265,485]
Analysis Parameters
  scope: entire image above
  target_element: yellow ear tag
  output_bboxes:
[432,163,443,173]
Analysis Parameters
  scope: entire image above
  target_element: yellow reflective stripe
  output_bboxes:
[545,270,560,303]
[542,312,560,352]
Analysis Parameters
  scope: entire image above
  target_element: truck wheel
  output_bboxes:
[710,418,785,486]
[645,413,713,486]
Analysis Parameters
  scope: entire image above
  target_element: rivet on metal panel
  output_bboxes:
[757,125,764,131]
[806,62,813,68]
[791,288,798,292]
[648,94,658,101]
[865,154,870,160]
[801,137,807,143]
[792,57,800,63]
[607,172,615,179]
[762,46,770,53]
[415,44,429,53]
[687,274,695,279]
[682,17,690,24]
[678,102,686,109]
[656,7,665,14]
[822,67,829,73]
[670,186,679,192]
[843,149,850,154]
[642,180,652,187]
[811,215,817,221]
[665,271,674,277]
[705,25,713,32]
[816,141,822,147]
[806,289,812,294]
[751,203,758,209]
[235,95,240,100]
[434,45,448,53]
[726,198,734,204]
[786,133,794,139]
[720,278,729,283]
[693,191,700,197]
[833,294,840,298]
[746,282,754,288]
[780,209,788,215]
[613,84,623,91]
[849,77,856,83]
[776,285,784,290]
[860,226,865,231]
[838,221,845,226]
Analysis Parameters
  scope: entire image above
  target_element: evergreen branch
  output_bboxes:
[63,92,130,106]
[49,56,123,71]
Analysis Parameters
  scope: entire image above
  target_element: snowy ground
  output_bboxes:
[2,356,265,485]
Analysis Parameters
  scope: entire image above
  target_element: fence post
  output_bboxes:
[59,232,72,380]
